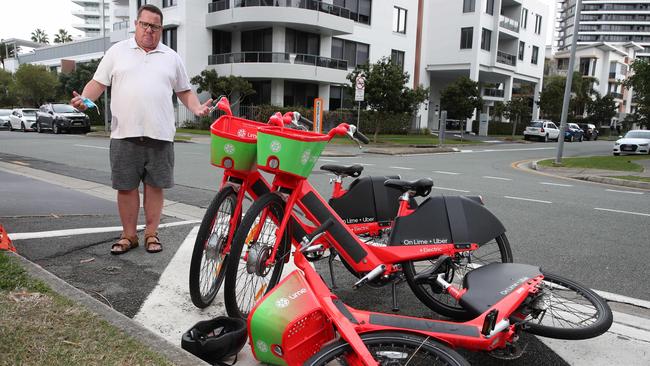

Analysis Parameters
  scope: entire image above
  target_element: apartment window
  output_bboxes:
[557,58,569,70]
[579,58,591,76]
[330,85,352,110]
[212,30,231,55]
[391,49,405,71]
[284,81,319,107]
[521,8,528,29]
[531,45,539,64]
[481,28,491,51]
[286,28,320,55]
[393,6,407,34]
[162,0,177,7]
[241,28,272,51]
[137,0,147,8]
[460,27,473,49]
[463,0,475,13]
[534,14,542,34]
[162,27,177,51]
[243,80,272,106]
[333,0,372,25]
[518,41,525,61]
[486,0,494,15]
[332,38,369,68]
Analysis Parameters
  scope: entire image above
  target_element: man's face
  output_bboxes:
[134,10,162,50]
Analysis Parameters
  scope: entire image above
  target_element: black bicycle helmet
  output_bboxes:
[181,316,248,364]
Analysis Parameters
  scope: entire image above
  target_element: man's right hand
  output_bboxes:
[71,91,88,111]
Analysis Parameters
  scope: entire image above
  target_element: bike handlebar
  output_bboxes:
[353,129,370,144]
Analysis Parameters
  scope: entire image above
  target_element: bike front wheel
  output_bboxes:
[224,192,290,319]
[305,331,469,366]
[189,186,237,308]
[520,271,613,340]
[403,233,513,320]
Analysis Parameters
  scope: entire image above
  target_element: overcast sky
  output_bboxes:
[0,0,84,43]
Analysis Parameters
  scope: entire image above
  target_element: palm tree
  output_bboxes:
[31,28,49,44]
[54,29,73,44]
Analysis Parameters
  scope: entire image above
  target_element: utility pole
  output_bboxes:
[101,0,109,133]
[555,0,582,164]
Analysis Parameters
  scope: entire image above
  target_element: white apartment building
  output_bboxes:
[547,41,642,125]
[419,0,548,130]
[72,0,127,38]
[555,0,650,60]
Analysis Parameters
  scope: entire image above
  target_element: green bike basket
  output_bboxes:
[256,126,329,178]
[210,115,266,172]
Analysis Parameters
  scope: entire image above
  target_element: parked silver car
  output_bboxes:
[0,109,11,129]
[524,120,560,142]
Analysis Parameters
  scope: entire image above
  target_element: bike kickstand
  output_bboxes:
[391,281,399,312]
[328,250,338,289]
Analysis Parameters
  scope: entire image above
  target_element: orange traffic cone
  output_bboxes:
[0,224,17,252]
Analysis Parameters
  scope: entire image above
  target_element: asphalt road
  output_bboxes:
[1,130,648,301]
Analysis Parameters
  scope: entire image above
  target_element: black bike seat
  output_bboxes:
[320,164,363,177]
[459,263,542,317]
[383,178,433,197]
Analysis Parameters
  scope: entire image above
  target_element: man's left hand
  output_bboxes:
[195,99,213,117]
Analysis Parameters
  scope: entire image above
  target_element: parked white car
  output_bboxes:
[613,130,650,156]
[8,108,38,131]
[524,120,561,142]
[0,109,11,129]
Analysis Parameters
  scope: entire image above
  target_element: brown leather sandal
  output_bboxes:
[111,234,138,255]
[144,232,163,253]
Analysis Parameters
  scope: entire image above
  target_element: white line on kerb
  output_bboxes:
[434,187,470,193]
[606,189,644,195]
[504,196,552,204]
[594,207,650,217]
[433,171,460,175]
[540,182,573,187]
[389,166,413,170]
[319,159,339,162]
[483,176,512,181]
[357,163,375,166]
[74,144,109,150]
[8,220,200,240]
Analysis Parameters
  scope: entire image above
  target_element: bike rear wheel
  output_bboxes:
[520,271,613,340]
[224,192,290,319]
[189,187,237,308]
[403,233,513,320]
[305,331,469,366]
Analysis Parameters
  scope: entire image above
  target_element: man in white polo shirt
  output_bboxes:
[71,4,211,255]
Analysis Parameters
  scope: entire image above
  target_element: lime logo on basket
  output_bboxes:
[301,150,311,165]
[237,128,247,138]
[256,340,269,353]
[275,297,290,308]
[270,140,282,153]
[224,143,235,154]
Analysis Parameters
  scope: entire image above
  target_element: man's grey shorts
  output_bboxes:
[110,137,174,190]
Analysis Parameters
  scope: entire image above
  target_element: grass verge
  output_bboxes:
[0,252,172,366]
[537,155,650,172]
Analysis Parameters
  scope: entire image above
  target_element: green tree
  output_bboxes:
[491,101,506,123]
[346,57,428,140]
[53,29,73,44]
[570,71,598,119]
[504,95,532,138]
[0,69,18,107]
[440,76,482,126]
[623,59,650,129]
[539,75,565,122]
[31,28,49,44]
[13,64,58,106]
[58,59,101,99]
[190,69,255,106]
[586,93,617,127]
[0,42,19,70]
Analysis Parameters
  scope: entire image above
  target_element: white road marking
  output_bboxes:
[606,189,644,195]
[433,170,460,175]
[74,144,108,150]
[540,182,573,187]
[389,166,413,170]
[8,220,200,240]
[461,147,555,153]
[504,196,552,204]
[482,176,512,181]
[594,207,650,217]
[357,163,375,166]
[319,159,339,162]
[433,186,470,193]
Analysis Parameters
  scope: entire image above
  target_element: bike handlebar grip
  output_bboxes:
[298,115,314,128]
[354,130,370,144]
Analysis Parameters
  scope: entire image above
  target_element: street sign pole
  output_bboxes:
[354,74,365,132]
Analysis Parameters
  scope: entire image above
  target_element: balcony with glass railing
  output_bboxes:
[209,52,347,69]
[497,50,517,66]
[112,20,129,31]
[609,92,624,100]
[482,88,505,98]
[206,0,355,34]
[499,15,519,33]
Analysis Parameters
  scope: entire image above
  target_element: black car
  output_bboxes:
[35,103,91,134]
[578,123,599,141]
